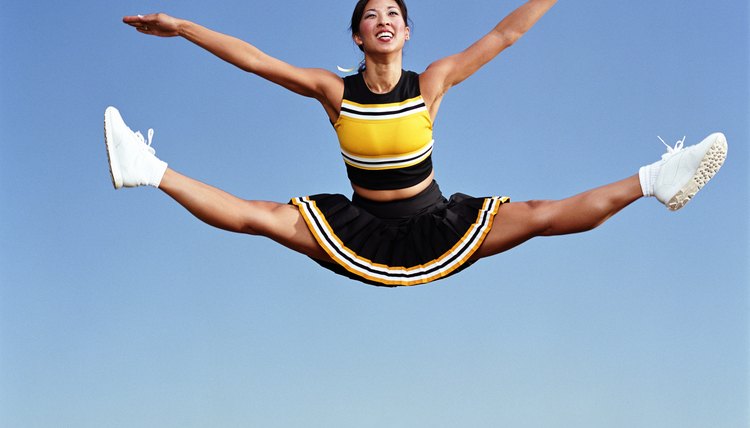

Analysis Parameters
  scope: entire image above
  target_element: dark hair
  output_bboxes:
[349,0,411,53]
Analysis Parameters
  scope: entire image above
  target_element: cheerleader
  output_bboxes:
[104,0,727,286]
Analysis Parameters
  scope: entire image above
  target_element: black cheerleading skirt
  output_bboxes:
[290,181,509,287]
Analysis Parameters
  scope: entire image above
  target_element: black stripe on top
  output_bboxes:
[340,101,426,117]
[341,143,432,166]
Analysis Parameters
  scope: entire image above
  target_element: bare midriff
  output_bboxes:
[351,171,435,202]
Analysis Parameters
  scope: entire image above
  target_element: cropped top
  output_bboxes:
[334,70,434,190]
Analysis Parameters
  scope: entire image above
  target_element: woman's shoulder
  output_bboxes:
[401,70,423,97]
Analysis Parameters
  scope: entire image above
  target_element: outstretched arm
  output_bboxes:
[123,14,343,119]
[420,0,557,109]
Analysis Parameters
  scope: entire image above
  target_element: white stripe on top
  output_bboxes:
[341,140,434,169]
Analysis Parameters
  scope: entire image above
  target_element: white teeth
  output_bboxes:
[377,32,393,39]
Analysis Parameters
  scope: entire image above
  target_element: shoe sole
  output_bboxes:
[666,135,727,211]
[103,107,123,189]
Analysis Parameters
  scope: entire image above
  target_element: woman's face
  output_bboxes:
[353,0,410,54]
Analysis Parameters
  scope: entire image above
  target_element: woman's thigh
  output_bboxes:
[472,200,550,259]
[249,201,331,262]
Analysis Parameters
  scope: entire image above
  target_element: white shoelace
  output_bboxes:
[657,135,685,160]
[134,128,156,155]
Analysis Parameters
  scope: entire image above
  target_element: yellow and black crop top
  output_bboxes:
[334,70,433,190]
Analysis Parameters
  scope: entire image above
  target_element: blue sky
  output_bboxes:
[1,1,747,427]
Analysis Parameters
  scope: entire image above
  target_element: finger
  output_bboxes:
[123,16,154,33]
[123,15,143,24]
[123,14,153,26]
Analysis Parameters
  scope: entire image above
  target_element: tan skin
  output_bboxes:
[124,0,643,264]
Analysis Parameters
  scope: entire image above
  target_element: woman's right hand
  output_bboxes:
[122,13,183,37]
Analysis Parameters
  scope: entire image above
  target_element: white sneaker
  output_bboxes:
[640,133,728,211]
[103,106,168,189]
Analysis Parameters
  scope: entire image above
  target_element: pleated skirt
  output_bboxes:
[290,181,509,287]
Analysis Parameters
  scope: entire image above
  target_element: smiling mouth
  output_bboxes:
[376,31,394,41]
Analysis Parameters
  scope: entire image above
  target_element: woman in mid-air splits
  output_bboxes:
[105,0,727,286]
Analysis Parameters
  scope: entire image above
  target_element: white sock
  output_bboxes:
[146,158,168,188]
[638,161,661,197]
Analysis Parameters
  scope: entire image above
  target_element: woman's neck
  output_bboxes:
[362,56,403,94]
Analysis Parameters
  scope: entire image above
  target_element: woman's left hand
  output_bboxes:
[122,13,183,37]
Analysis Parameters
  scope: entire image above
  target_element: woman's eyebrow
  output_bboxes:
[364,6,400,13]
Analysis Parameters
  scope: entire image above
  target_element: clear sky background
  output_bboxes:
[1,1,748,427]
